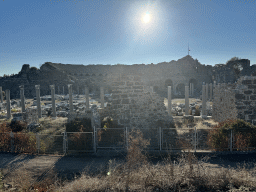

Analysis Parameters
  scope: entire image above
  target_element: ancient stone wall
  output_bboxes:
[212,83,237,122]
[212,76,256,124]
[99,74,173,129]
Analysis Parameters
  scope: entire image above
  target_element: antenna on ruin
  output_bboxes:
[188,42,190,56]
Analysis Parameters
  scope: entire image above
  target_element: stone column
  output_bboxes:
[19,85,25,113]
[6,89,11,119]
[85,87,89,110]
[100,87,104,108]
[185,86,189,116]
[35,85,42,118]
[201,85,207,118]
[58,86,60,95]
[68,84,73,112]
[0,86,3,103]
[63,86,64,95]
[189,83,191,95]
[168,86,172,116]
[209,83,213,101]
[206,83,209,101]
[50,85,56,118]
[214,81,216,88]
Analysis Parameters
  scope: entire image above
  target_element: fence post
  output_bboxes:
[230,129,233,152]
[63,131,67,155]
[36,133,40,154]
[159,127,162,151]
[194,127,197,153]
[10,131,14,153]
[93,126,96,154]
[126,127,128,151]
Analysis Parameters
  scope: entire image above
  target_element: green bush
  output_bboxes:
[208,119,256,151]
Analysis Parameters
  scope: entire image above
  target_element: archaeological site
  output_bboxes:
[0,55,256,127]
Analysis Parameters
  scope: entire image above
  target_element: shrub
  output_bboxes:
[208,119,256,151]
[65,118,92,132]
[8,120,27,132]
[65,118,93,151]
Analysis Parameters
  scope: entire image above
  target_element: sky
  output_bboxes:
[1,0,256,76]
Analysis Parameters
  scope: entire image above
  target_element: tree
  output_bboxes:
[226,57,243,78]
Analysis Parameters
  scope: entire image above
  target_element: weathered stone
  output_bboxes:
[122,99,130,104]
[250,95,256,100]
[248,85,256,89]
[235,94,245,100]
[244,90,252,94]
[244,110,252,114]
[112,99,121,104]
[126,82,134,86]
[132,86,143,89]
[242,80,252,84]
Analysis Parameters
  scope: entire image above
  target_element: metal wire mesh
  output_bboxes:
[96,128,125,149]
[67,132,93,152]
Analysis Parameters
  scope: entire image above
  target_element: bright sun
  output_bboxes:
[143,13,150,23]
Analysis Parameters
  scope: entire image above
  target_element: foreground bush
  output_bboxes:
[0,122,37,153]
[208,119,256,151]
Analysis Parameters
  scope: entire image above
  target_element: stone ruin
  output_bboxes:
[99,74,173,129]
[212,76,256,124]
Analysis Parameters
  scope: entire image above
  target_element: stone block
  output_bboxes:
[135,82,143,85]
[112,99,121,104]
[243,101,252,105]
[128,93,137,97]
[242,80,252,85]
[121,94,128,98]
[249,115,256,119]
[244,90,252,94]
[112,90,122,94]
[236,106,246,110]
[248,85,256,89]
[132,86,143,89]
[253,80,256,84]
[126,82,134,86]
[133,76,141,81]
[112,95,120,99]
[244,110,252,115]
[122,99,130,104]
[250,95,256,100]
[235,94,245,100]
[134,90,143,93]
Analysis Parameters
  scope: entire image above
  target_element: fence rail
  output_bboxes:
[1,127,256,154]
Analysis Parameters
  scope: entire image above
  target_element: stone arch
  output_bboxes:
[176,83,185,96]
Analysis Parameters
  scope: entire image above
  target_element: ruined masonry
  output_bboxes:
[99,74,173,128]
[212,76,256,124]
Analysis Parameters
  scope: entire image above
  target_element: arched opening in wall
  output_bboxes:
[176,83,185,96]
[165,79,173,88]
[153,86,159,92]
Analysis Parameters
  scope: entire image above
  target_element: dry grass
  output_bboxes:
[51,154,256,192]
[53,130,256,192]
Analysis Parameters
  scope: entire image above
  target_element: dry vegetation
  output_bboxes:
[1,128,256,191]
[1,118,256,191]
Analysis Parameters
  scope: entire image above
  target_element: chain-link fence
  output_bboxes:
[1,128,256,154]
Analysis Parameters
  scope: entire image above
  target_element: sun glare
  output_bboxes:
[143,13,150,23]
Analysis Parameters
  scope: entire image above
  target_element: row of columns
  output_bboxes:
[168,83,214,118]
[1,84,105,119]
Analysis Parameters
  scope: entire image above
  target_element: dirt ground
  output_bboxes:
[1,152,256,185]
